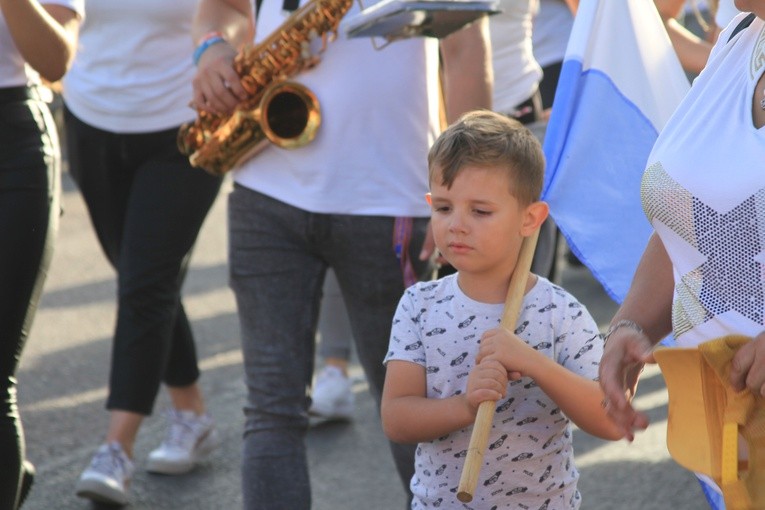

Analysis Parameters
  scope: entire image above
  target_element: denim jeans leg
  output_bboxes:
[325,214,431,496]
[229,186,323,510]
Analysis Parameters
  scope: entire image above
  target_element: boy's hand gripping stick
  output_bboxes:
[456,229,540,503]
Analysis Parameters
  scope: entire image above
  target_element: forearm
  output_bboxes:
[562,0,578,13]
[654,0,686,20]
[664,17,712,74]
[0,1,79,82]
[193,0,254,49]
[524,352,622,440]
[611,233,674,344]
[381,394,475,444]
[440,16,492,123]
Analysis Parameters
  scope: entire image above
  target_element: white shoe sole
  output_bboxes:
[75,478,129,506]
[146,430,220,475]
[308,399,355,422]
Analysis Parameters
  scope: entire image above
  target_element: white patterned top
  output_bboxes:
[385,274,602,509]
[641,14,765,347]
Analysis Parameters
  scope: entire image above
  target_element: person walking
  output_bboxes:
[62,1,224,506]
[188,0,492,507]
[0,0,82,507]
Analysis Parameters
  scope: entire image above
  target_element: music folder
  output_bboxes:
[343,0,500,41]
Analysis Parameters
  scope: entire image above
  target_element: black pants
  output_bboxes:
[64,107,223,415]
[0,86,59,509]
[539,61,563,111]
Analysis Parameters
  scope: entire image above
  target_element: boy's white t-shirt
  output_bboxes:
[62,0,199,132]
[641,14,765,347]
[385,274,602,509]
[0,0,85,88]
[232,0,440,218]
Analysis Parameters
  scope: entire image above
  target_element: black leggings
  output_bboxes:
[64,107,223,415]
[0,87,60,509]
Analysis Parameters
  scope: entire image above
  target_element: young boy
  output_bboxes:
[381,110,621,509]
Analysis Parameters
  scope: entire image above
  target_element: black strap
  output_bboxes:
[728,13,756,43]
[282,0,299,12]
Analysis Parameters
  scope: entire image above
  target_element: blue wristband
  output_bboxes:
[193,35,226,66]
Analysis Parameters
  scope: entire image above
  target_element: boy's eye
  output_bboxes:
[433,205,451,212]
[473,209,491,216]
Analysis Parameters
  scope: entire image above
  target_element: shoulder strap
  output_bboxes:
[728,13,756,43]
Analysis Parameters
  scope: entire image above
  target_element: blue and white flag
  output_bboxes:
[541,0,690,304]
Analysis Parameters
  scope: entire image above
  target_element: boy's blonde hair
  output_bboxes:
[428,110,545,205]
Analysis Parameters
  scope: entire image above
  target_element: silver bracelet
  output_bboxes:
[603,319,644,345]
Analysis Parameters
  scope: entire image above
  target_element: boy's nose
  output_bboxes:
[448,214,468,233]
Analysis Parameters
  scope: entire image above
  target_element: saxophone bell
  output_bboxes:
[261,80,321,150]
[178,80,321,176]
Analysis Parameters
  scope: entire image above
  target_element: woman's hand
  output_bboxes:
[191,41,248,115]
[598,324,654,441]
[730,331,765,397]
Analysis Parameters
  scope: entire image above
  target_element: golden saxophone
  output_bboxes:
[178,0,353,176]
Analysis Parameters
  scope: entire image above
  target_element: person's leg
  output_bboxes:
[0,93,59,509]
[317,269,353,364]
[327,214,432,499]
[311,269,355,420]
[229,187,321,510]
[107,128,221,465]
[67,117,221,502]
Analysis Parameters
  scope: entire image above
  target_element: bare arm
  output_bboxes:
[193,0,253,49]
[439,16,493,123]
[598,232,674,439]
[664,17,712,73]
[562,0,578,13]
[381,359,507,444]
[477,329,622,441]
[0,1,80,82]
[654,0,712,74]
[191,0,254,113]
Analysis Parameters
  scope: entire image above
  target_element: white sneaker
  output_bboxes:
[309,366,355,421]
[75,441,135,506]
[146,409,220,475]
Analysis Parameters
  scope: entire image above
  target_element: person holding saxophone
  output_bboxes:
[188,0,492,507]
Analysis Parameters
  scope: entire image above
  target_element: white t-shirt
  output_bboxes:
[385,274,602,509]
[62,0,199,132]
[0,0,85,88]
[233,0,440,217]
[490,0,543,115]
[641,14,765,347]
[532,0,574,69]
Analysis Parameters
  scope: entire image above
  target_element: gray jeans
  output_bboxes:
[228,185,431,510]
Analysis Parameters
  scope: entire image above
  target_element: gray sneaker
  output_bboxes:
[146,409,220,475]
[75,442,134,506]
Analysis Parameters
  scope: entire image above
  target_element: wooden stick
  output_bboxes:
[456,229,540,503]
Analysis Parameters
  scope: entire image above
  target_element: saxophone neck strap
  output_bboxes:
[282,0,300,13]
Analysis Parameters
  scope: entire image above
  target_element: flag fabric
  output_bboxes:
[541,0,690,304]
[540,2,727,508]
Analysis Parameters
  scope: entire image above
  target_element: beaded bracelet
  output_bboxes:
[603,319,644,345]
[193,32,226,66]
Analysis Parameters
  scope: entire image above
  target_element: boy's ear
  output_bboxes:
[521,201,549,236]
[425,193,432,206]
